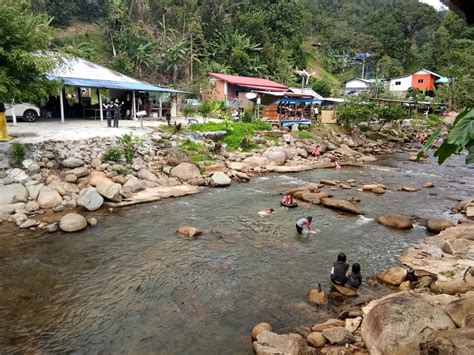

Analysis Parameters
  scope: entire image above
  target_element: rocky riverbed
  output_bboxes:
[1,126,473,354]
[0,126,408,233]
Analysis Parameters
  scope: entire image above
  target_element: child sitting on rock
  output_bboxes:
[348,263,362,289]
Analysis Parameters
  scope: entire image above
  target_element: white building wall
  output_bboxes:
[389,75,412,92]
[345,79,370,89]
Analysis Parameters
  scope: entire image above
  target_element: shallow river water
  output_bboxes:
[0,152,472,354]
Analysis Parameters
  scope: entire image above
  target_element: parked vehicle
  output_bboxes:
[184,99,201,106]
[5,103,40,122]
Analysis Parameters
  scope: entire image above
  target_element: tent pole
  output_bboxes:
[99,91,104,123]
[11,100,17,126]
[59,88,65,124]
[159,95,163,117]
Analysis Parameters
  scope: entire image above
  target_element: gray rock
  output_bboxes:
[0,183,28,205]
[37,186,62,209]
[253,331,311,355]
[170,163,201,181]
[210,172,231,187]
[59,213,88,232]
[123,177,146,193]
[361,291,456,355]
[20,219,39,229]
[8,168,30,184]
[0,203,26,214]
[46,223,58,233]
[71,166,89,178]
[137,169,159,182]
[322,327,355,345]
[25,200,39,212]
[242,156,269,169]
[96,180,122,202]
[77,187,104,211]
[264,148,287,165]
[63,158,85,168]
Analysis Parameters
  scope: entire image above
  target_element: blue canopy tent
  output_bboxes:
[47,55,182,125]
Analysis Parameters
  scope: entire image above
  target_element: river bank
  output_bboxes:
[0,123,410,233]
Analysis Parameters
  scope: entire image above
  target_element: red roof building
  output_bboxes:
[204,73,288,107]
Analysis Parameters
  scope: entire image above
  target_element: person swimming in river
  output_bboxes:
[296,216,312,234]
[282,194,294,205]
[258,208,274,215]
[330,156,341,169]
[330,252,349,286]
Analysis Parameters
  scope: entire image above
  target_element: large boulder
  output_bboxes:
[176,226,201,239]
[210,172,231,187]
[8,168,30,184]
[0,183,28,205]
[444,297,474,327]
[427,218,454,233]
[376,266,407,286]
[322,327,355,345]
[264,148,287,165]
[242,156,269,169]
[376,214,413,230]
[251,322,272,340]
[62,158,85,168]
[361,292,456,355]
[37,186,62,209]
[320,198,362,214]
[170,163,200,181]
[77,187,104,211]
[25,182,44,200]
[59,213,88,232]
[89,170,110,187]
[420,328,474,355]
[137,169,159,182]
[96,180,122,202]
[123,177,146,193]
[253,331,311,355]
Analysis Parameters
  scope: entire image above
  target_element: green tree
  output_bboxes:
[0,0,56,103]
[377,55,403,79]
[312,78,332,98]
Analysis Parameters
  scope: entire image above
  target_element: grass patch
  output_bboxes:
[439,270,456,279]
[291,131,316,140]
[190,120,272,150]
[179,139,214,163]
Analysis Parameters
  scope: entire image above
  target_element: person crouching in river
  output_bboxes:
[330,252,349,286]
[296,216,312,234]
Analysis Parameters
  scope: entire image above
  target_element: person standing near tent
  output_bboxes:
[113,99,122,128]
[104,100,113,127]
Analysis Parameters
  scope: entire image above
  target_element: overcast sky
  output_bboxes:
[419,0,448,10]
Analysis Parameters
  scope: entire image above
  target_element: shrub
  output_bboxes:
[9,142,27,166]
[104,147,122,162]
[179,139,213,163]
[117,133,142,165]
[292,131,315,140]
[180,104,195,120]
[112,165,127,175]
[241,108,254,123]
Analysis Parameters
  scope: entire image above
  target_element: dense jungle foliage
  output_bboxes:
[1,0,473,105]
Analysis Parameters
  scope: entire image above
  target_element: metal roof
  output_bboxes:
[48,55,181,93]
[208,73,288,91]
[288,88,324,99]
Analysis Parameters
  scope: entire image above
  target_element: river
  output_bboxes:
[0,151,472,354]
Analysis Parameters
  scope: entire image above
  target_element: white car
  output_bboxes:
[5,103,40,122]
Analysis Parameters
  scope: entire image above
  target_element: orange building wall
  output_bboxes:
[411,74,435,91]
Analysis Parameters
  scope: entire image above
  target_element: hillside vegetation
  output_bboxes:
[6,0,474,105]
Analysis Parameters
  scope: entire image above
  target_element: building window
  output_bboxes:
[395,81,401,85]
[417,79,424,84]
